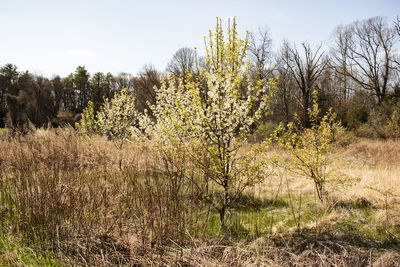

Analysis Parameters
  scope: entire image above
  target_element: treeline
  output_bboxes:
[1,16,400,137]
[0,64,160,128]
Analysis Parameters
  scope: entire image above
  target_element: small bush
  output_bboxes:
[358,98,400,139]
[343,104,369,130]
[270,90,350,201]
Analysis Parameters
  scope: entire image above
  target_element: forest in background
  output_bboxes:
[1,15,400,139]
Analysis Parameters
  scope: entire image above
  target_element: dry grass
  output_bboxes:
[337,139,400,210]
[0,129,400,266]
[0,127,202,265]
[0,126,158,172]
[343,139,400,167]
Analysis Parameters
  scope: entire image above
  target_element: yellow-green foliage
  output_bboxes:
[75,100,96,137]
[150,17,277,226]
[271,90,347,201]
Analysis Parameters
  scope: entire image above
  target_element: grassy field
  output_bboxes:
[0,128,399,266]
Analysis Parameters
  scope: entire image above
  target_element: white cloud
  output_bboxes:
[66,49,95,57]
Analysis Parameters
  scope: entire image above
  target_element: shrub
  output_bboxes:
[271,90,348,201]
[343,104,369,130]
[365,99,400,139]
[75,100,97,136]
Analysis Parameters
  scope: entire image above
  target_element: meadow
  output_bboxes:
[0,128,399,266]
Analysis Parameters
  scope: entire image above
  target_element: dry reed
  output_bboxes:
[1,129,399,266]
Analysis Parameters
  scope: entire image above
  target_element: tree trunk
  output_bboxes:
[219,174,229,228]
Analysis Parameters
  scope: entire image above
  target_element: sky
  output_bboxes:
[0,0,399,77]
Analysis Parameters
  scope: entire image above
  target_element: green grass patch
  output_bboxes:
[334,213,400,250]
[0,233,59,266]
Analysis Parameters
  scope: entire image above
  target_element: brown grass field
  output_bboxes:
[0,128,399,266]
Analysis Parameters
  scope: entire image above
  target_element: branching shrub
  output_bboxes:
[271,90,349,201]
[75,100,97,137]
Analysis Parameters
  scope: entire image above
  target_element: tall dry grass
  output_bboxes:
[344,139,400,167]
[338,140,400,204]
[0,127,205,265]
[1,129,399,266]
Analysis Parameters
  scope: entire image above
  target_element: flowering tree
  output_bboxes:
[96,88,140,142]
[271,90,346,201]
[96,88,143,170]
[151,18,277,227]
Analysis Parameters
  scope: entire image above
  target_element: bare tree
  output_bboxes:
[5,91,33,129]
[5,73,56,128]
[32,75,56,126]
[113,72,134,91]
[393,16,400,70]
[248,26,274,79]
[330,25,354,101]
[332,17,398,103]
[272,65,296,125]
[395,16,400,37]
[133,65,160,118]
[279,41,328,126]
[166,47,196,76]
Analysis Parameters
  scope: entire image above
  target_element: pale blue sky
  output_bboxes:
[0,0,398,77]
